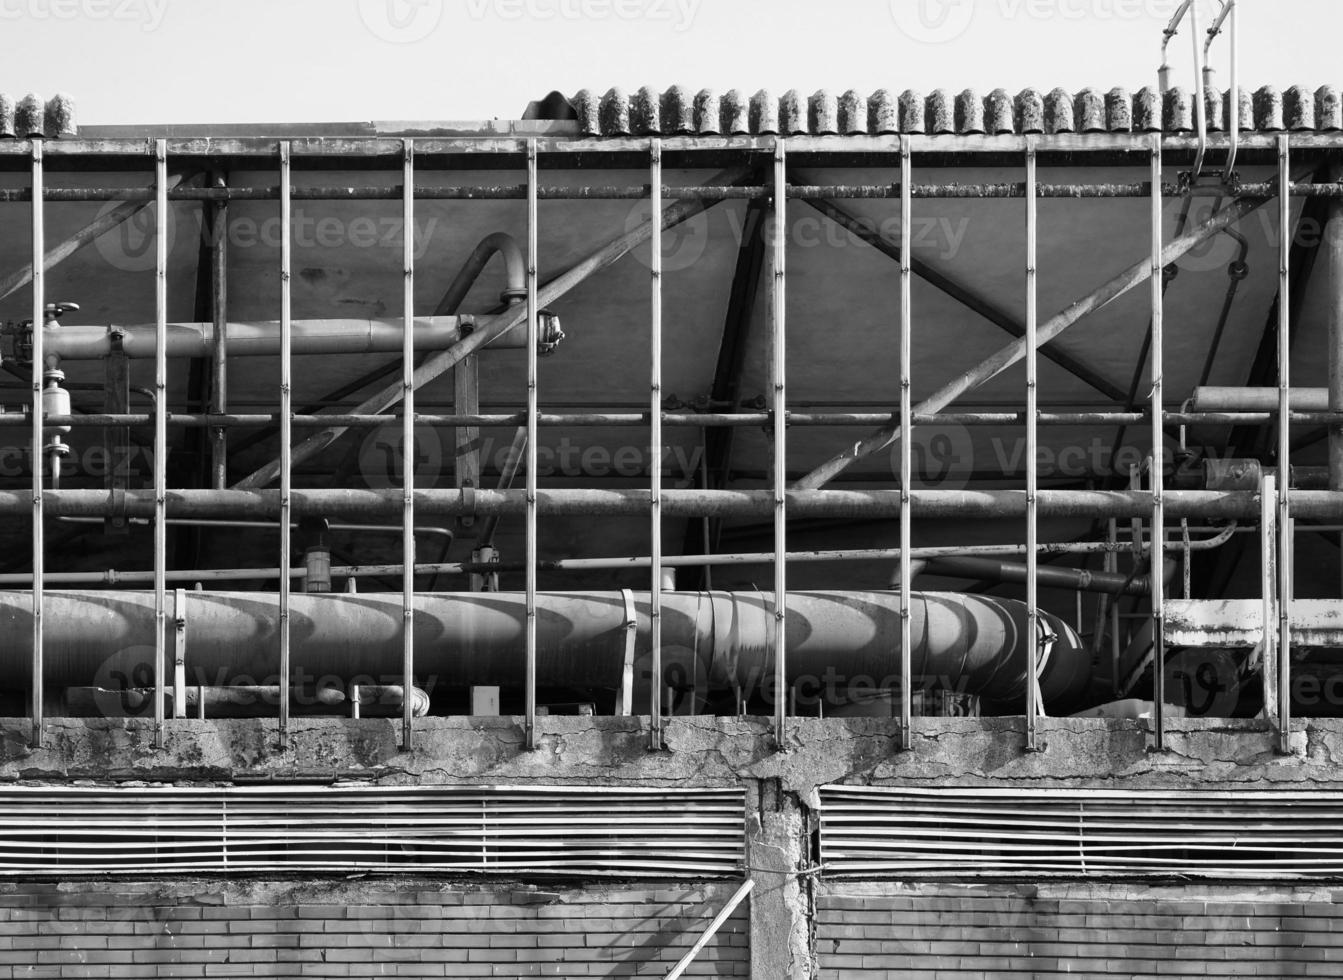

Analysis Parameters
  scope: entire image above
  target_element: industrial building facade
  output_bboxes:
[0,73,1341,978]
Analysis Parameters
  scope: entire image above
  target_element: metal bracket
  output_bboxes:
[617,588,637,717]
[172,588,187,719]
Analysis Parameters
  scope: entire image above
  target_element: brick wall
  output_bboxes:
[817,882,1343,979]
[0,878,748,978]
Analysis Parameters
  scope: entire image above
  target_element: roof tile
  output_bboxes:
[0,93,74,138]
[562,86,1343,138]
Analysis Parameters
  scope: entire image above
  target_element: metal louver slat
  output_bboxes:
[0,785,744,877]
[819,786,1343,879]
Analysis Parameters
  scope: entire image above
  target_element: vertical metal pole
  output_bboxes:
[1277,134,1293,753]
[28,141,43,748]
[209,174,229,490]
[1149,135,1166,752]
[401,138,416,751]
[648,138,664,751]
[153,140,168,750]
[277,141,292,750]
[898,138,913,751]
[1025,142,1040,751]
[771,138,788,748]
[1260,472,1279,731]
[524,139,539,751]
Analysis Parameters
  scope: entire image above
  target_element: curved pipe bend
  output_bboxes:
[435,232,527,316]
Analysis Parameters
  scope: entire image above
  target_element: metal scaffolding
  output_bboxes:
[1,128,1330,750]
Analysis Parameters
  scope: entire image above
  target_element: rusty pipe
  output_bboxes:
[919,555,1169,596]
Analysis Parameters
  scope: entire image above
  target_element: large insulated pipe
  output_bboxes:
[0,590,1092,714]
[38,315,555,360]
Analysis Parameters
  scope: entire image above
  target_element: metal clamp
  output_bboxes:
[172,588,187,719]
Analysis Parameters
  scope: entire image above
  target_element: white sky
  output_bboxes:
[0,0,1334,125]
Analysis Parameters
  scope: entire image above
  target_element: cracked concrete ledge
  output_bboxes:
[0,716,1339,796]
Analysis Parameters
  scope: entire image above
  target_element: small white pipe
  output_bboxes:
[278,141,293,747]
[648,137,664,751]
[401,137,416,750]
[41,315,496,360]
[29,140,44,747]
[1189,0,1208,181]
[898,137,913,749]
[524,139,539,751]
[153,140,168,746]
[1227,0,1239,176]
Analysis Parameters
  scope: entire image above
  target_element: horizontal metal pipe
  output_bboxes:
[68,683,430,718]
[920,555,1155,596]
[2,590,1091,712]
[0,528,1238,587]
[0,185,768,203]
[4,181,1338,204]
[0,487,1282,520]
[41,316,536,360]
[12,410,1341,431]
[1190,385,1330,412]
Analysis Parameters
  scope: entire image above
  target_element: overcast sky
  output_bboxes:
[1,0,1334,125]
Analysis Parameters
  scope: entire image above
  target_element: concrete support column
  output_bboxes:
[747,779,814,980]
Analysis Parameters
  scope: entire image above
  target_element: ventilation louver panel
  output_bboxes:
[0,785,744,877]
[820,786,1343,878]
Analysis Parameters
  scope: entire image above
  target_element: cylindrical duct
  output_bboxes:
[0,590,1091,713]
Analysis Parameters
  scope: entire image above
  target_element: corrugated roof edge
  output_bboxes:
[563,85,1340,137]
[0,94,76,138]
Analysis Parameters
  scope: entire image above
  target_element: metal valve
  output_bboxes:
[44,301,80,323]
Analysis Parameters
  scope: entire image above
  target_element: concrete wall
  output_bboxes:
[818,882,1343,979]
[3,715,1341,979]
[0,879,747,978]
